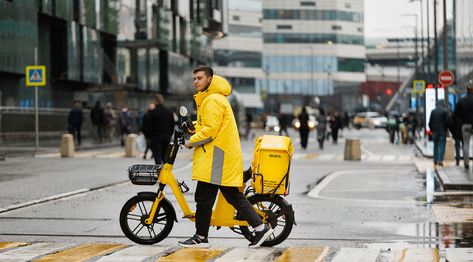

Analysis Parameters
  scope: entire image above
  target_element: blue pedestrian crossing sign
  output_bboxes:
[26,66,46,86]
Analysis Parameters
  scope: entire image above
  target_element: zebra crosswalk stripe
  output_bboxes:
[331,248,379,262]
[215,247,274,262]
[0,242,71,261]
[0,242,28,251]
[158,248,224,262]
[274,247,329,262]
[35,243,126,262]
[1,242,471,261]
[445,248,473,262]
[393,248,439,262]
[95,245,170,262]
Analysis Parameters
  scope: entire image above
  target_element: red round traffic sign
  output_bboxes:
[438,70,455,86]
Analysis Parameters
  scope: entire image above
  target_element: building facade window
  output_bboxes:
[213,50,262,68]
[300,1,316,6]
[263,9,363,23]
[263,33,364,45]
[277,25,292,30]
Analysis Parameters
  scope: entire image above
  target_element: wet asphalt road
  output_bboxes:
[0,128,471,250]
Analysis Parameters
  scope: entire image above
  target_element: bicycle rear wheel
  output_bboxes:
[119,194,174,245]
[239,195,293,247]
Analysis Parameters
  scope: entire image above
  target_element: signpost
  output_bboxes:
[438,70,455,87]
[25,48,46,150]
[412,80,426,94]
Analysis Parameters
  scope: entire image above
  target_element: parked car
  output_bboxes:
[367,113,388,129]
[353,112,387,129]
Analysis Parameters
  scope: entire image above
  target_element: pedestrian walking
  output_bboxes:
[104,102,117,143]
[141,103,155,160]
[278,113,289,137]
[145,94,174,165]
[316,108,327,150]
[449,113,463,166]
[454,84,473,170]
[119,107,132,147]
[245,112,253,140]
[329,111,342,144]
[297,107,310,149]
[68,101,84,146]
[90,101,105,144]
[179,65,273,248]
[429,100,449,166]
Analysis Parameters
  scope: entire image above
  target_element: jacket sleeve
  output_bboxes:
[189,97,224,147]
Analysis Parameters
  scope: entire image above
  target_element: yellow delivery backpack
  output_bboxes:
[251,135,294,195]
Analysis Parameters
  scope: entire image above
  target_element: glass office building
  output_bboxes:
[0,0,227,109]
[262,0,365,111]
[212,0,264,112]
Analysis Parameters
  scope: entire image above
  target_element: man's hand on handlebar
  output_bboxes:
[184,142,193,149]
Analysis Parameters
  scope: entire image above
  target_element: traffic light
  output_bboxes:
[426,83,434,89]
[385,88,393,96]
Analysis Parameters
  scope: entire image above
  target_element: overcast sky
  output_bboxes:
[365,0,453,39]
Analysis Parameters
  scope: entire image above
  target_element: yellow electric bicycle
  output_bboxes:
[119,107,296,246]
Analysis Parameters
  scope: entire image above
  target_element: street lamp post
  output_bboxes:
[409,0,424,78]
[433,0,439,103]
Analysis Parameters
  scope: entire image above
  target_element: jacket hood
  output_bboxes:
[436,100,445,108]
[205,75,232,97]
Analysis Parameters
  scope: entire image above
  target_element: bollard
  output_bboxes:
[444,137,455,161]
[344,139,361,161]
[125,134,138,157]
[60,134,75,157]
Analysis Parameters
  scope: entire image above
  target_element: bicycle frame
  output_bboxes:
[144,131,267,227]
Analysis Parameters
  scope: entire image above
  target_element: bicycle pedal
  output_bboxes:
[182,215,195,219]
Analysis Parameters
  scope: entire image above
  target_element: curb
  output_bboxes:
[434,167,473,191]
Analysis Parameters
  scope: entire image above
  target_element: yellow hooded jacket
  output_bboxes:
[189,75,243,187]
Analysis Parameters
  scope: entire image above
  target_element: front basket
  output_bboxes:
[128,164,162,185]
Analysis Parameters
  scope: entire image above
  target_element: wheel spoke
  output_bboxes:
[132,223,145,235]
[127,215,141,222]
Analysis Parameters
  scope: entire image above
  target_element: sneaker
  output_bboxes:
[249,226,274,248]
[438,162,443,167]
[466,165,470,170]
[178,235,209,248]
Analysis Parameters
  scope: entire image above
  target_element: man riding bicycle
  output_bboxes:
[178,65,273,248]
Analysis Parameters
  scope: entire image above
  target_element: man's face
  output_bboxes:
[193,71,212,92]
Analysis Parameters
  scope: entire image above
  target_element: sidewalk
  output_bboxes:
[0,139,120,159]
[416,139,473,190]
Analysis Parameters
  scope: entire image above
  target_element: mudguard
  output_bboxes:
[277,196,297,226]
[137,192,178,222]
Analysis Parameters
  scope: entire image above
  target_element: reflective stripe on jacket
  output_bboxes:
[189,75,243,187]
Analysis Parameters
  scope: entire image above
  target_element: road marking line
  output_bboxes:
[308,170,422,205]
[304,153,319,160]
[95,245,170,262]
[382,155,397,161]
[317,154,336,160]
[394,248,439,262]
[0,242,28,251]
[275,247,329,262]
[0,242,71,261]
[35,243,126,262]
[331,248,379,262]
[0,189,89,213]
[215,247,274,262]
[158,248,224,262]
[366,155,381,161]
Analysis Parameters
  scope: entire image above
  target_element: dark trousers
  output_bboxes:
[150,135,170,165]
[454,138,463,162]
[299,130,309,149]
[432,132,447,163]
[195,181,262,237]
[331,128,339,144]
[69,125,82,145]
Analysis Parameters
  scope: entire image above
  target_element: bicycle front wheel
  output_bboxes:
[119,194,174,245]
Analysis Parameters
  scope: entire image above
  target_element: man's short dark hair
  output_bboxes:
[193,65,213,77]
